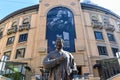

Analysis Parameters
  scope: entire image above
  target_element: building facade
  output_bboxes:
[0,0,120,80]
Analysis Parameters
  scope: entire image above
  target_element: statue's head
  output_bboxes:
[55,38,64,50]
[56,10,68,19]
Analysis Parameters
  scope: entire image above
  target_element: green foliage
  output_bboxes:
[3,72,22,80]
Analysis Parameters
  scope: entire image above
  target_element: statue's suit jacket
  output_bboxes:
[43,49,77,80]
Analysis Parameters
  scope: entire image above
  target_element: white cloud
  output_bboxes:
[81,0,120,16]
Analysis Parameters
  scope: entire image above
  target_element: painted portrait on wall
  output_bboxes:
[46,7,76,52]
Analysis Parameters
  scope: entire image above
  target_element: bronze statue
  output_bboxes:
[43,38,77,80]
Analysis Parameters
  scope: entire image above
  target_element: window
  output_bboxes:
[94,31,104,40]
[6,36,15,45]
[15,48,25,59]
[117,22,120,31]
[0,31,3,39]
[107,33,115,42]
[0,28,3,39]
[97,46,108,55]
[19,33,28,42]
[4,51,11,60]
[112,48,119,56]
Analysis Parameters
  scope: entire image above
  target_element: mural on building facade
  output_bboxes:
[46,7,76,52]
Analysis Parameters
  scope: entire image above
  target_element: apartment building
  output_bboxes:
[0,0,120,80]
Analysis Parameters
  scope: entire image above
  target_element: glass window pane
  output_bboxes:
[6,36,15,45]
[15,48,25,59]
[107,33,115,42]
[112,48,118,56]
[94,31,103,40]
[4,51,11,60]
[0,30,3,39]
[19,33,28,42]
[97,46,108,55]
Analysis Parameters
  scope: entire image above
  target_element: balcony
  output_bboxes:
[92,21,103,29]
[19,24,30,31]
[7,26,17,35]
[105,24,115,32]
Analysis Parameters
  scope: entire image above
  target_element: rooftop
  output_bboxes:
[0,3,120,24]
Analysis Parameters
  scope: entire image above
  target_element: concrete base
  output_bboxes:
[88,74,100,80]
[31,76,36,80]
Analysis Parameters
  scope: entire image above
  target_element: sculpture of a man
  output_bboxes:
[43,38,77,80]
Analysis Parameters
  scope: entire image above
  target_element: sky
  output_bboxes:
[81,0,120,16]
[0,0,120,20]
[0,0,39,20]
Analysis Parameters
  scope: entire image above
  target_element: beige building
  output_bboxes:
[0,0,120,80]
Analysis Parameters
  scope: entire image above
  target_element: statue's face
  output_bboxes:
[56,10,63,18]
[55,39,63,50]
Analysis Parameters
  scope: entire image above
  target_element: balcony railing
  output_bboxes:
[92,21,103,29]
[19,24,30,31]
[7,26,17,35]
[105,24,115,32]
[96,58,120,80]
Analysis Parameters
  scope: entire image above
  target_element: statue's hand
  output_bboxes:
[59,56,66,61]
[56,56,67,64]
